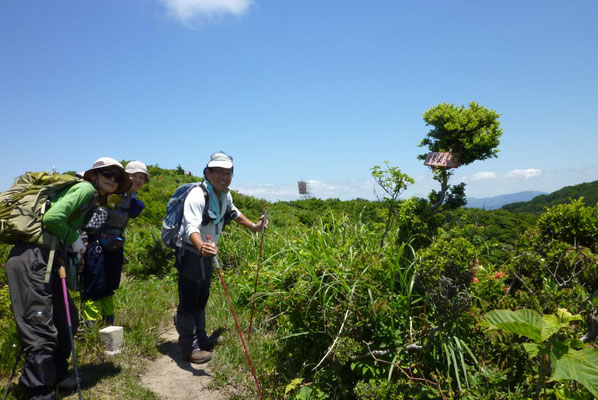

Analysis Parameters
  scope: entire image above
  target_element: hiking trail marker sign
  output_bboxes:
[423,152,461,169]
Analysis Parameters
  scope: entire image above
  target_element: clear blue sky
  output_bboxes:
[1,1,597,201]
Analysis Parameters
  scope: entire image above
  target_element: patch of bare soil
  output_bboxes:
[141,325,225,400]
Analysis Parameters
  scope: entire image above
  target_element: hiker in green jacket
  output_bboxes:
[81,160,149,326]
[4,157,130,400]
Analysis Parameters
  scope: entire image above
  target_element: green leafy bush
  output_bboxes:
[535,198,598,250]
[481,308,598,399]
[415,238,477,320]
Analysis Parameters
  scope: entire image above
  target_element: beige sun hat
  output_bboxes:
[125,160,150,183]
[84,157,132,193]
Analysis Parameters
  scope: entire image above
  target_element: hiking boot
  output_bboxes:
[198,332,225,351]
[185,349,212,364]
[200,336,223,351]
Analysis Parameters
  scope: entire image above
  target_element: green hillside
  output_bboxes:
[2,165,598,399]
[501,179,598,214]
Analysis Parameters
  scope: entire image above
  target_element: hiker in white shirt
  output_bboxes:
[175,151,267,364]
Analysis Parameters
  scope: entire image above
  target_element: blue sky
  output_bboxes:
[1,1,597,201]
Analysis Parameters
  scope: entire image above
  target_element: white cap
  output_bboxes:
[125,161,150,183]
[206,152,233,169]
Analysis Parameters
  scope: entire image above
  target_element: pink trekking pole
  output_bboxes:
[207,235,263,398]
[58,265,83,400]
[248,206,268,340]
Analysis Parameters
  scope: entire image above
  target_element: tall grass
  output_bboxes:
[213,210,423,398]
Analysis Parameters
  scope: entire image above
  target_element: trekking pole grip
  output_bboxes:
[261,206,268,235]
[206,235,219,268]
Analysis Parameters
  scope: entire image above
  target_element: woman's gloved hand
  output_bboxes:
[129,198,145,218]
[70,235,86,255]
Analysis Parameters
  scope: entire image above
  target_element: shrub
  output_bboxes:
[535,199,598,249]
[415,237,477,321]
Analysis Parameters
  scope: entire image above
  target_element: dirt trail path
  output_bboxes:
[141,324,226,400]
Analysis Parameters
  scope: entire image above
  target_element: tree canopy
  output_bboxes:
[419,101,502,165]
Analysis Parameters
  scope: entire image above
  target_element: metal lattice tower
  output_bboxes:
[297,180,311,199]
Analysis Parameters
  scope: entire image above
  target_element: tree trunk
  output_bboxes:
[581,313,598,343]
[431,174,449,211]
[380,203,395,247]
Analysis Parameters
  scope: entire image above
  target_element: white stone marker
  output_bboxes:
[99,326,124,355]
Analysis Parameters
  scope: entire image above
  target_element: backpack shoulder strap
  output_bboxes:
[198,182,208,197]
[222,194,237,227]
[198,182,212,223]
[68,182,98,222]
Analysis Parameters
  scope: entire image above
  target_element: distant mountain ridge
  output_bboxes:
[466,191,545,210]
[501,180,598,214]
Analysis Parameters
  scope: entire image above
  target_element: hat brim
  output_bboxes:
[84,166,132,193]
[126,169,150,183]
[207,160,233,169]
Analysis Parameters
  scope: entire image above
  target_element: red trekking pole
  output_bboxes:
[207,236,264,399]
[58,265,83,400]
[248,206,268,340]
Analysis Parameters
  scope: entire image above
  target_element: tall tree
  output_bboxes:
[419,101,502,210]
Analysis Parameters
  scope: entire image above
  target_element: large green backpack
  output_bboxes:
[0,171,84,249]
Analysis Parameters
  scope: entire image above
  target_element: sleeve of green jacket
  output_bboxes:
[42,181,96,244]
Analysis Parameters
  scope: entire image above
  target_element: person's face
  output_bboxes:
[128,172,146,192]
[95,168,124,195]
[205,167,233,193]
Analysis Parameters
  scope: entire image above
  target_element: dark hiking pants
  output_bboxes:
[175,245,213,355]
[5,243,79,399]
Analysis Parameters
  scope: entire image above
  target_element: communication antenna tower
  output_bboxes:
[297,180,311,199]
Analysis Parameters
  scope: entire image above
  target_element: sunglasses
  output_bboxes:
[99,169,123,183]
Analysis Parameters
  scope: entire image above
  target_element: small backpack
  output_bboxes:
[161,182,235,249]
[0,171,84,249]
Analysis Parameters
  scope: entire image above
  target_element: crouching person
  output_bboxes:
[4,157,129,399]
[175,152,268,364]
[80,160,147,326]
